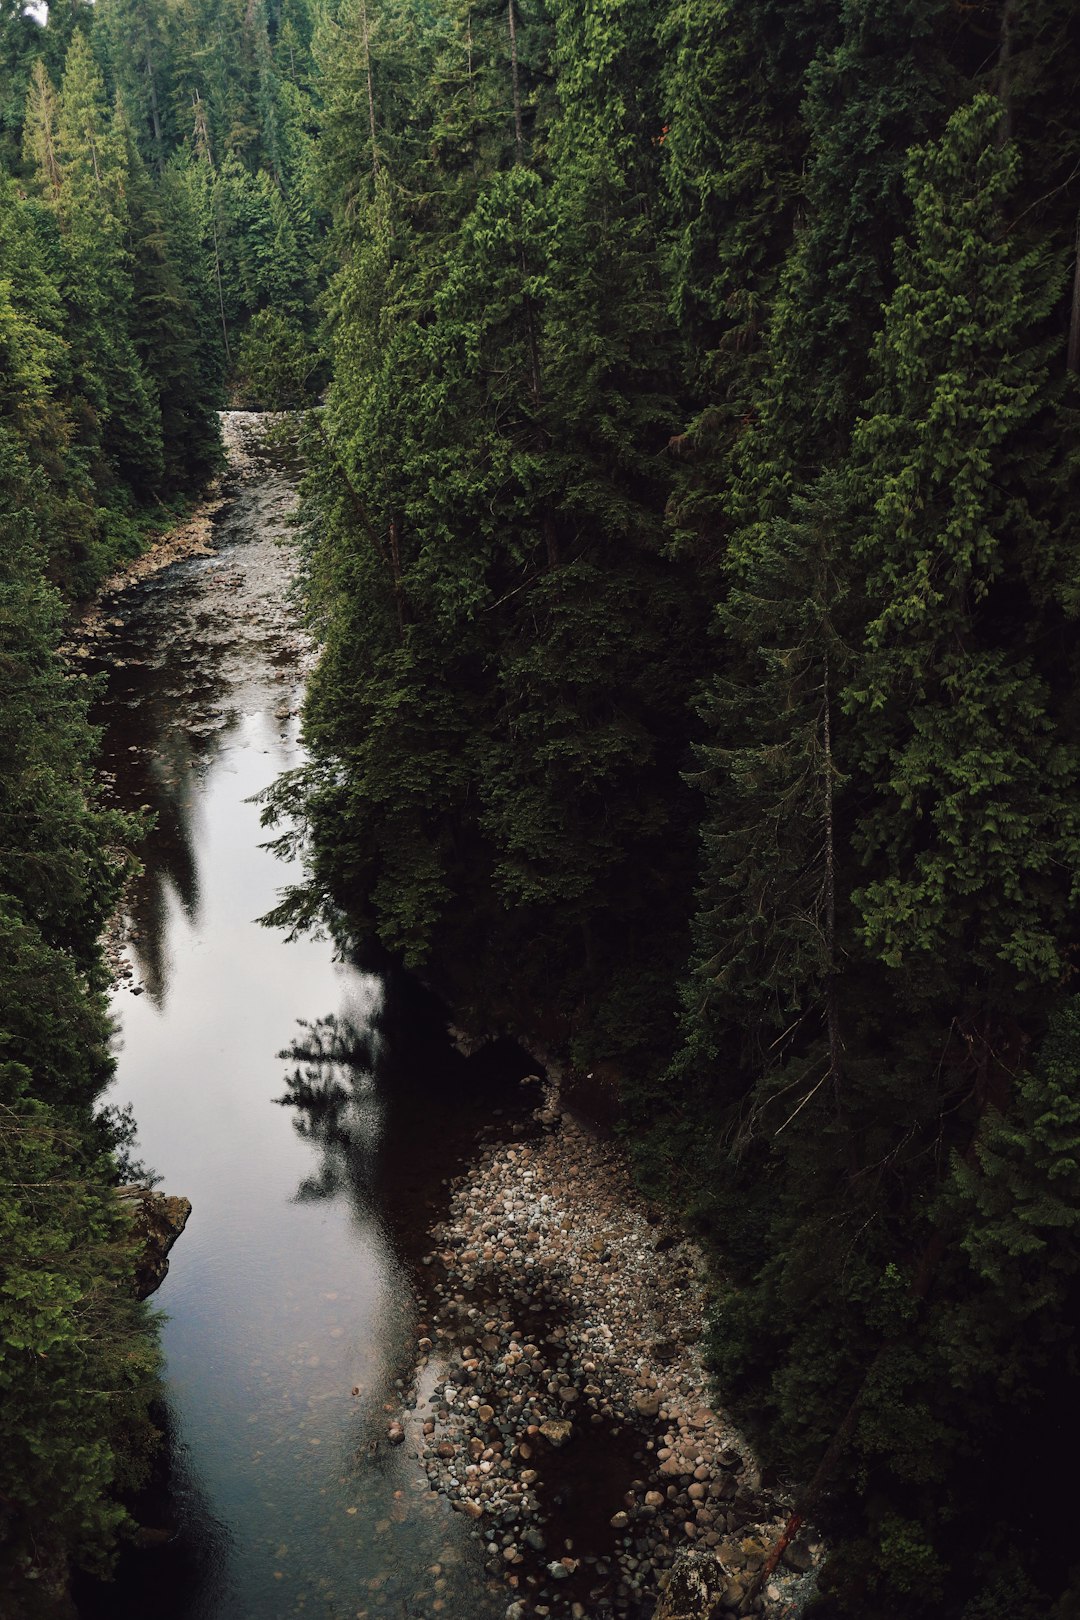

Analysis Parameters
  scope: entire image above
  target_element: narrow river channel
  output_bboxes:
[74,415,509,1620]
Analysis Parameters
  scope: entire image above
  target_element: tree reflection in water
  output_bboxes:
[276,1014,384,1215]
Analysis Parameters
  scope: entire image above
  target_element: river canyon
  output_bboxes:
[72,415,510,1620]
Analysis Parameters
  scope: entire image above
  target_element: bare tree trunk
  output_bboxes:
[997,0,1016,146]
[43,126,62,200]
[1069,205,1080,374]
[211,216,231,366]
[31,63,63,202]
[507,0,524,163]
[821,657,842,1114]
[194,94,232,366]
[192,89,213,167]
[361,0,380,177]
[143,31,164,159]
[388,516,406,637]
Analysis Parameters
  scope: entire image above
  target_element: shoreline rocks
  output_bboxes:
[398,1076,820,1618]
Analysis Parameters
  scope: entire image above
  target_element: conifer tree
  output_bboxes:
[0,426,155,1608]
[665,90,1080,1615]
[26,31,165,497]
[0,0,46,168]
[846,93,1079,1014]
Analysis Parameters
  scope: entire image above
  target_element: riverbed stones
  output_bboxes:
[405,1075,813,1618]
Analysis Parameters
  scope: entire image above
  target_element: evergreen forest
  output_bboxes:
[3,0,1080,1615]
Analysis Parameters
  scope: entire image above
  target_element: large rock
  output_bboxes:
[116,1186,191,1299]
[652,1549,733,1620]
[538,1418,574,1449]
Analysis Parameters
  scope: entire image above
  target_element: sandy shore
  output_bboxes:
[401,1074,821,1619]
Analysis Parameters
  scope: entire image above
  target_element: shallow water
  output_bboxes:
[75,415,507,1620]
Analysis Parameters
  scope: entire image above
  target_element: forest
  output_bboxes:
[3,0,1080,1615]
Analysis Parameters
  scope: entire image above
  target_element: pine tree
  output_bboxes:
[122,118,220,489]
[27,30,165,499]
[94,0,176,163]
[846,93,1080,1013]
[0,0,46,168]
[0,430,157,1609]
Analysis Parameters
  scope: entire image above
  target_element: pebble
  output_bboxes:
[403,1076,809,1618]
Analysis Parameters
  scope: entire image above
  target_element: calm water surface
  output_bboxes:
[75,415,506,1620]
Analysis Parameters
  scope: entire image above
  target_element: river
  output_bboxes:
[73,415,512,1620]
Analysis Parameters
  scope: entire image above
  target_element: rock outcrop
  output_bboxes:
[116,1186,191,1299]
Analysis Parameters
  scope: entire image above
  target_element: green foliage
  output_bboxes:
[0,1092,161,1606]
[665,81,1080,1620]
[846,95,1079,1002]
[234,307,319,406]
[6,0,1080,1614]
[261,18,1080,1610]
[261,0,699,1064]
[0,430,156,1608]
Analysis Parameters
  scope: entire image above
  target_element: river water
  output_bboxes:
[74,415,509,1620]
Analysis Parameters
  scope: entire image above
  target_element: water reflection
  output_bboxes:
[75,417,506,1620]
[277,1015,383,1208]
[88,439,303,1010]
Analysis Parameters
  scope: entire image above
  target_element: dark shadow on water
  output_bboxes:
[73,1402,230,1620]
[277,963,543,1271]
[88,568,243,1008]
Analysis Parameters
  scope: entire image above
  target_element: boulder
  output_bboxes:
[116,1186,191,1299]
[782,1538,814,1575]
[652,1549,730,1620]
[538,1418,574,1449]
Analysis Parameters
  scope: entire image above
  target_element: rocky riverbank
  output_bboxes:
[395,1074,821,1620]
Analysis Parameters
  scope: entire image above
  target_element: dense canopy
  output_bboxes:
[3,0,1080,1615]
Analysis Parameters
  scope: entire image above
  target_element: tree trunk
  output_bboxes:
[33,66,63,202]
[361,0,380,177]
[388,516,406,637]
[1068,204,1080,374]
[143,31,164,160]
[997,0,1016,146]
[192,90,213,166]
[742,1019,1021,1613]
[821,657,843,1117]
[193,95,232,366]
[507,0,524,163]
[543,511,560,569]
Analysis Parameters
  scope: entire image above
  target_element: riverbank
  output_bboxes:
[399,1072,821,1620]
[65,413,291,645]
[65,411,308,996]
